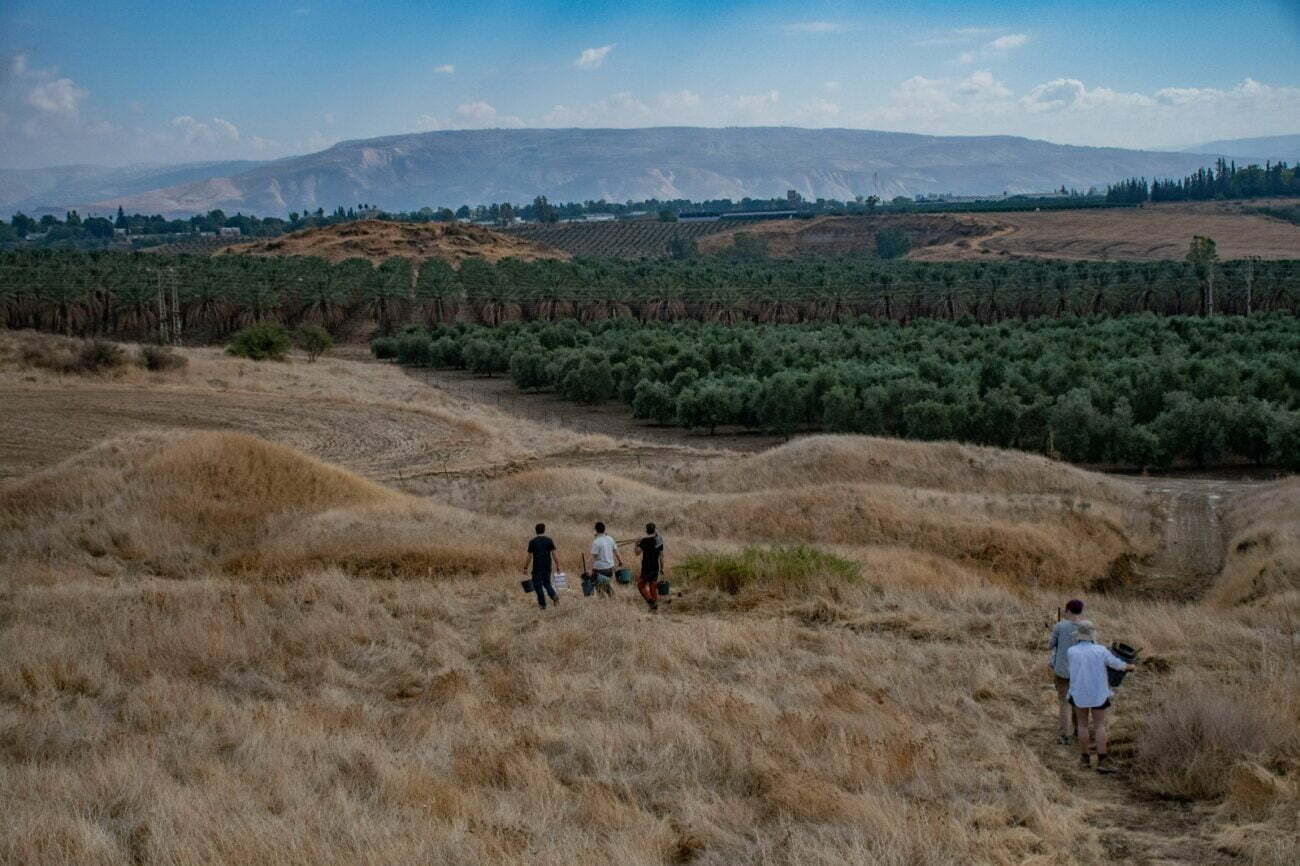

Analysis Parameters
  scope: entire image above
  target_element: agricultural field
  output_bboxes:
[4,249,1299,343]
[376,314,1300,470]
[509,201,1300,262]
[2,328,1299,865]
[503,219,730,258]
[911,199,1300,262]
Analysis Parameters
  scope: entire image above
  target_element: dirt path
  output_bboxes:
[1021,683,1234,866]
[1127,477,1255,602]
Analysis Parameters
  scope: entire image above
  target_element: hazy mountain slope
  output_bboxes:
[76,127,1228,217]
[0,160,268,216]
[1185,133,1300,162]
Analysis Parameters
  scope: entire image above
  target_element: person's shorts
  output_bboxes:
[1068,697,1111,710]
[639,570,659,583]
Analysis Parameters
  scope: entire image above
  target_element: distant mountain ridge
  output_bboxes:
[0,160,269,217]
[1185,134,1300,163]
[4,127,1249,218]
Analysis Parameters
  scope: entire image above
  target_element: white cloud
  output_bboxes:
[957,32,1031,63]
[170,115,242,148]
[26,78,85,115]
[574,44,614,69]
[860,74,1300,148]
[434,64,455,74]
[455,100,524,127]
[824,81,841,93]
[784,21,846,34]
[733,89,781,122]
[988,33,1029,51]
[322,112,334,124]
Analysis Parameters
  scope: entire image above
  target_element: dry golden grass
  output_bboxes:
[1212,478,1300,605]
[2,333,1298,864]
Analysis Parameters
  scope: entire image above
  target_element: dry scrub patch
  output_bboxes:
[224,219,570,266]
[0,568,1108,866]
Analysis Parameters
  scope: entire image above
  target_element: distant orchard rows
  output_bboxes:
[3,250,1300,339]
[376,315,1300,470]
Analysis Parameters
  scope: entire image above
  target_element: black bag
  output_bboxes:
[521,579,533,594]
[1107,642,1140,687]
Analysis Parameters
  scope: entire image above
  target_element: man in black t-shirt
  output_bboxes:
[523,523,561,610]
[635,522,665,612]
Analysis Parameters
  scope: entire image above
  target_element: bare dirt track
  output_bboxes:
[912,200,1300,261]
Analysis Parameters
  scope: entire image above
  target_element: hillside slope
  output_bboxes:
[80,127,1227,217]
[224,219,569,265]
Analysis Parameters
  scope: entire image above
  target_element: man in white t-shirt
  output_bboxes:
[589,521,622,597]
[1067,620,1135,774]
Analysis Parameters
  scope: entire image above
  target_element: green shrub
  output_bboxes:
[395,334,433,366]
[676,545,860,596]
[76,340,126,372]
[875,227,911,259]
[632,380,676,424]
[226,324,291,361]
[371,336,399,360]
[138,344,188,371]
[464,339,507,376]
[295,325,333,362]
[509,346,550,391]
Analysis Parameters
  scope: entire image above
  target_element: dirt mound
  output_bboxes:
[465,438,1152,590]
[690,435,1145,502]
[224,219,570,266]
[696,214,995,257]
[0,430,510,578]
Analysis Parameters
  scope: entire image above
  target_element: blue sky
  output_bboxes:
[2,0,1298,168]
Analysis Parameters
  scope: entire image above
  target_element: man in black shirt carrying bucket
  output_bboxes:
[524,523,562,610]
[635,522,665,612]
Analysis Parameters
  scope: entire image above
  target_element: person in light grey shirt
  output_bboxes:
[1067,621,1135,774]
[1047,598,1084,744]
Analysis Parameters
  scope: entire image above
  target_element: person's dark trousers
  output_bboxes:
[637,571,659,608]
[532,572,557,608]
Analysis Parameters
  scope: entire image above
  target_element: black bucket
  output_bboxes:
[1107,642,1140,687]
[521,579,533,594]
[656,580,671,596]
[581,576,595,597]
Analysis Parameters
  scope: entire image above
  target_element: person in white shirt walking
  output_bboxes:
[1048,599,1085,744]
[1066,621,1135,774]
[589,522,621,598]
